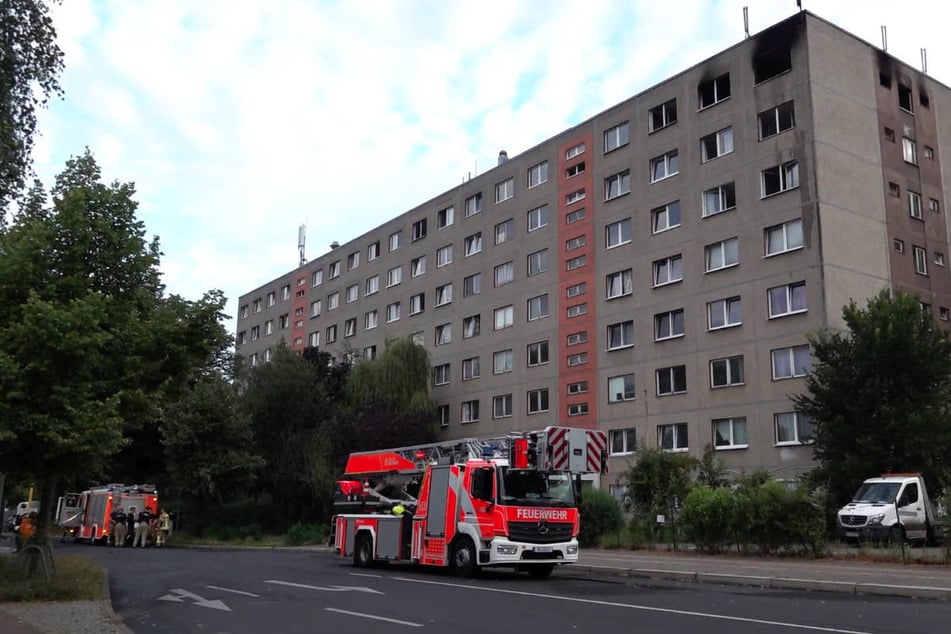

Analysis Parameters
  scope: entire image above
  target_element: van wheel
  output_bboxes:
[527,563,555,579]
[353,533,373,568]
[449,538,477,578]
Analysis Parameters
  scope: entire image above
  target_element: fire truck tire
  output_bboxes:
[449,538,477,578]
[353,532,373,568]
[526,563,555,579]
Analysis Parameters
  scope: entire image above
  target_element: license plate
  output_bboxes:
[846,531,858,538]
[534,546,553,553]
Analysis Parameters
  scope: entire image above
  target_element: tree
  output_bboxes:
[794,289,951,509]
[0,0,65,213]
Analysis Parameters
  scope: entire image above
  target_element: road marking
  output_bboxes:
[392,577,878,634]
[325,607,423,628]
[264,580,384,595]
[205,585,260,598]
[157,588,231,612]
[349,572,383,579]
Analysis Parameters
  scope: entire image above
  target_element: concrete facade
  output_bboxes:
[235,12,951,492]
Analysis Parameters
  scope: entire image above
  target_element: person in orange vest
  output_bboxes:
[16,511,37,551]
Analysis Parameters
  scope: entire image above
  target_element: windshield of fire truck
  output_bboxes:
[499,469,575,507]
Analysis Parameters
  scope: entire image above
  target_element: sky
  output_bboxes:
[30,0,951,329]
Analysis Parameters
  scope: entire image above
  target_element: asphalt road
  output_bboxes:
[58,542,951,634]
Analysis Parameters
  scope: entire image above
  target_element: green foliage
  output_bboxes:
[795,289,951,510]
[681,486,735,552]
[285,522,330,546]
[346,336,434,414]
[733,479,826,555]
[625,448,697,516]
[202,523,263,542]
[0,555,103,602]
[579,488,622,547]
[696,444,728,488]
[0,0,64,212]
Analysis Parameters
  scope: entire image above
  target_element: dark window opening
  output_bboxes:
[920,91,930,108]
[879,73,892,88]
[698,73,731,109]
[898,85,913,112]
[753,47,792,84]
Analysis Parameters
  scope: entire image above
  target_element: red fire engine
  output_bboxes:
[56,483,158,543]
[333,426,607,578]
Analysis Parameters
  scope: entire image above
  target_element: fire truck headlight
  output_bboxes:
[566,545,578,555]
[497,544,519,555]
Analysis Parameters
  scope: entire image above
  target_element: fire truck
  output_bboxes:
[56,483,159,543]
[333,426,607,578]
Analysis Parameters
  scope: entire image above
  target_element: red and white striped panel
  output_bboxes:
[587,430,608,473]
[547,427,570,470]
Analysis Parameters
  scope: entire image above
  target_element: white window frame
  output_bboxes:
[567,282,587,298]
[567,403,589,417]
[386,302,400,323]
[649,99,677,133]
[606,269,633,299]
[604,170,631,200]
[435,283,453,307]
[567,381,589,395]
[462,357,481,381]
[658,423,689,452]
[329,261,341,279]
[365,310,378,330]
[527,249,549,276]
[386,266,402,287]
[707,296,741,330]
[604,121,630,153]
[705,237,739,272]
[367,241,380,261]
[461,400,480,424]
[527,388,549,414]
[702,182,736,217]
[914,246,928,275]
[495,218,514,244]
[714,417,748,449]
[608,374,636,404]
[774,412,814,446]
[327,292,340,311]
[465,193,483,217]
[653,254,683,287]
[759,101,795,140]
[909,191,923,219]
[606,320,635,350]
[464,232,483,257]
[698,73,730,109]
[567,353,588,367]
[436,244,453,268]
[463,272,482,297]
[710,355,744,388]
[654,309,685,341]
[652,200,681,234]
[527,341,549,367]
[605,218,632,248]
[565,189,586,205]
[761,160,799,197]
[344,318,356,338]
[311,270,323,287]
[411,255,426,278]
[771,344,811,379]
[493,394,513,419]
[527,294,550,321]
[437,207,454,229]
[528,161,549,188]
[902,137,918,165]
[346,284,359,303]
[650,150,680,183]
[493,349,513,374]
[656,365,687,396]
[388,231,401,252]
[494,305,514,330]
[348,251,360,270]
[765,219,803,256]
[495,178,514,204]
[567,303,588,318]
[494,262,514,287]
[768,282,807,318]
[700,127,734,162]
[310,300,322,317]
[609,428,636,456]
[434,323,451,346]
[365,275,380,296]
[412,218,427,242]
[527,205,549,232]
[463,314,480,338]
[409,293,424,315]
[566,255,587,271]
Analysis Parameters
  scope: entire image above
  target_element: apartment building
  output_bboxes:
[235,11,951,489]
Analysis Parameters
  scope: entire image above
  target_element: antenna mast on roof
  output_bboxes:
[881,26,887,52]
[743,7,749,39]
[921,48,928,74]
[298,224,306,267]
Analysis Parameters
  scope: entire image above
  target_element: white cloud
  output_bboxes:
[30,0,951,326]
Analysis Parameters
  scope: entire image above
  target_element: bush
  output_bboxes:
[203,523,263,542]
[733,479,826,555]
[285,522,330,546]
[579,488,622,548]
[681,486,735,553]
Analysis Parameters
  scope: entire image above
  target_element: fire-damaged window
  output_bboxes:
[898,84,913,113]
[753,47,791,84]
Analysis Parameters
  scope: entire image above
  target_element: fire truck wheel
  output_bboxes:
[526,563,555,579]
[449,538,477,578]
[353,532,373,568]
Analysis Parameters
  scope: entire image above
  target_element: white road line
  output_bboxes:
[325,607,423,628]
[349,572,383,579]
[392,577,878,634]
[204,585,260,598]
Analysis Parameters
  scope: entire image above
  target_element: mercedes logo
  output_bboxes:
[537,520,549,535]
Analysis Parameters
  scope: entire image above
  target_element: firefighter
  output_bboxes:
[391,503,405,516]
[156,508,171,547]
[111,507,127,547]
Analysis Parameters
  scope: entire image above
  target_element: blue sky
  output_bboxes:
[30,0,951,327]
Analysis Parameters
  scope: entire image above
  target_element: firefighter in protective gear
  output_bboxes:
[391,503,405,516]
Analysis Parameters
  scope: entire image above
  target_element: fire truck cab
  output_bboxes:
[333,426,607,578]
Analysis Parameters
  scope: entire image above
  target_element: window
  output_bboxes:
[527,389,549,414]
[652,201,681,233]
[936,252,946,267]
[567,353,588,367]
[567,282,587,298]
[705,237,739,272]
[411,255,426,277]
[914,246,928,275]
[606,269,633,299]
[566,189,586,205]
[607,320,634,350]
[412,218,428,241]
[768,282,807,318]
[566,143,585,159]
[347,251,360,270]
[411,331,424,345]
[604,121,630,153]
[759,101,795,139]
[249,352,259,367]
[495,218,514,244]
[365,275,380,296]
[656,365,687,395]
[566,255,587,271]
[495,178,514,203]
[714,417,748,449]
[363,345,377,360]
[367,241,380,261]
[388,231,401,252]
[386,266,402,288]
[765,219,803,256]
[435,283,453,307]
[707,297,743,330]
[924,146,935,160]
[344,318,356,337]
[494,262,514,287]
[649,98,677,132]
[437,206,454,228]
[710,355,744,387]
[527,249,549,276]
[566,208,586,224]
[605,170,631,200]
[465,192,483,217]
[941,307,951,321]
[528,161,549,188]
[281,284,291,300]
[920,91,930,108]
[493,394,513,419]
[902,137,918,165]
[461,400,480,424]
[463,272,482,297]
[898,84,913,112]
[494,305,514,330]
[250,325,260,341]
[266,292,276,307]
[308,331,319,347]
[565,161,585,178]
[464,232,482,257]
[436,244,453,267]
[609,428,636,455]
[493,349,513,374]
[654,309,685,341]
[650,150,680,182]
[434,323,451,346]
[909,191,923,219]
[310,300,322,317]
[346,284,358,303]
[888,182,900,197]
[365,310,378,330]
[566,235,586,251]
[410,293,425,315]
[753,47,791,83]
[653,254,683,286]
[251,299,262,314]
[566,303,588,318]
[463,314,480,338]
[775,412,814,445]
[762,161,800,197]
[527,205,550,231]
[698,73,730,109]
[438,405,450,428]
[527,341,549,366]
[327,292,339,310]
[883,126,895,142]
[264,319,274,336]
[930,198,940,213]
[702,182,736,217]
[608,374,636,403]
[700,127,734,162]
[605,218,632,248]
[527,294,550,321]
[567,331,588,346]
[771,344,811,379]
[567,403,589,417]
[239,305,249,319]
[386,302,400,323]
[658,423,688,451]
[311,269,324,288]
[462,357,481,380]
[567,381,589,395]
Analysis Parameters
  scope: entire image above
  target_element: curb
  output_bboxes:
[100,568,134,634]
[563,565,951,600]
